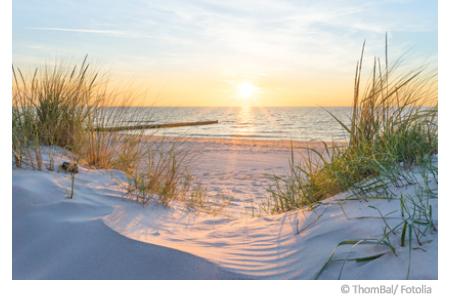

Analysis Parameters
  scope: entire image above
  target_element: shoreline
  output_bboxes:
[134,134,347,149]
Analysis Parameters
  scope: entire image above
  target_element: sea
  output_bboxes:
[106,106,353,142]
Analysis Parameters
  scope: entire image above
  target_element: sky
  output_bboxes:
[13,0,437,107]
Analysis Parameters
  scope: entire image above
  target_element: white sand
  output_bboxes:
[12,139,437,279]
[12,168,246,279]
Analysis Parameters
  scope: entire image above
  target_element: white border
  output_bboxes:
[438,0,449,290]
[1,0,447,299]
[0,0,12,288]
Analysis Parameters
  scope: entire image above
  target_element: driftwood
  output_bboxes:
[94,120,219,132]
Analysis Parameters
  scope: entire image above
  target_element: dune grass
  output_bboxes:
[124,139,197,207]
[12,57,205,208]
[12,56,102,169]
[313,159,437,279]
[266,38,437,214]
[263,37,438,279]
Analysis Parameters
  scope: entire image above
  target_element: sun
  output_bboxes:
[237,82,257,101]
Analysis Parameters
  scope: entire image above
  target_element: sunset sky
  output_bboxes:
[13,0,437,107]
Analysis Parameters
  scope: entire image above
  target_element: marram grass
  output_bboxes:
[12,57,205,209]
[266,38,437,213]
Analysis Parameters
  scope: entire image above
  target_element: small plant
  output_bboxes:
[69,172,76,199]
[57,161,79,199]
[187,183,207,211]
[124,141,205,208]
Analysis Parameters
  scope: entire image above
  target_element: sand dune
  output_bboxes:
[13,170,246,279]
[12,140,437,279]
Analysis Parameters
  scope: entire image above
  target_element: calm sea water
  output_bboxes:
[109,107,352,142]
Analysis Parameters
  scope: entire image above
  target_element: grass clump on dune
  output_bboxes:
[267,37,437,280]
[13,57,98,152]
[12,56,104,169]
[267,38,437,213]
[12,57,205,208]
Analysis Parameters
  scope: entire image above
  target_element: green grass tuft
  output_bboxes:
[266,37,437,214]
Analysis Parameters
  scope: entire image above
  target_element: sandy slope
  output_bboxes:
[12,139,438,279]
[12,170,246,279]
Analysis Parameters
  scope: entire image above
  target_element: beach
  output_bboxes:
[141,137,331,217]
[6,0,442,296]
[12,137,438,279]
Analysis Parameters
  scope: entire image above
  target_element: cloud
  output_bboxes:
[17,0,436,76]
[28,27,130,37]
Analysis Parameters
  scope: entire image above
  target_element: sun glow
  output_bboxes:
[237,82,257,102]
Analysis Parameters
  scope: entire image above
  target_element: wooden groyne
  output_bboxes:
[94,120,219,132]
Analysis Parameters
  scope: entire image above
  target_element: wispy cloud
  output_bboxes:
[28,27,129,37]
